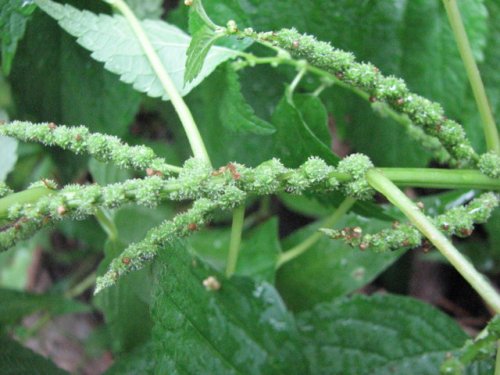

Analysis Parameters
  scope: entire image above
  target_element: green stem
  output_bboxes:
[366,169,500,313]
[442,0,500,154]
[65,271,97,298]
[106,0,211,165]
[95,208,118,242]
[277,196,356,268]
[225,204,245,277]
[0,187,55,220]
[380,168,500,190]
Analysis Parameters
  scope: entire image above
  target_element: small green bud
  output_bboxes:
[479,152,500,179]
[336,154,374,200]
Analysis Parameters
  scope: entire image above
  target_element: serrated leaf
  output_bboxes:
[298,294,468,375]
[10,9,141,137]
[0,288,90,326]
[0,136,17,181]
[0,0,36,75]
[0,334,68,374]
[276,213,403,311]
[152,241,306,374]
[219,65,275,135]
[35,0,238,101]
[167,64,276,166]
[125,0,163,20]
[184,24,222,83]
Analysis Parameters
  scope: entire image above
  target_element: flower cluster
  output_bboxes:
[251,28,479,167]
[321,193,499,252]
[0,121,178,176]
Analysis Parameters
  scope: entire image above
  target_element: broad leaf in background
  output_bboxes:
[0,136,17,181]
[188,217,281,282]
[0,334,68,374]
[298,294,468,375]
[105,341,155,375]
[91,163,173,353]
[10,10,141,137]
[272,91,337,168]
[0,288,89,326]
[0,0,36,75]
[125,0,163,20]
[35,0,238,101]
[401,0,489,152]
[94,240,154,353]
[272,92,393,221]
[277,213,403,311]
[464,0,500,152]
[152,241,307,375]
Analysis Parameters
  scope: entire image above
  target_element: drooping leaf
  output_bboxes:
[298,294,468,375]
[152,241,307,374]
[9,9,141,137]
[0,136,17,181]
[0,0,36,75]
[35,0,238,101]
[0,288,90,326]
[0,334,68,374]
[276,213,403,311]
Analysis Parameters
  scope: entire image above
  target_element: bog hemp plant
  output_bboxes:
[1,0,500,372]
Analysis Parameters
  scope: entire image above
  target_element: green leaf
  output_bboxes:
[0,0,36,75]
[185,24,222,84]
[0,288,90,326]
[276,213,403,311]
[9,9,141,137]
[104,341,155,375]
[0,334,68,374]
[168,63,276,166]
[298,294,468,375]
[184,0,223,83]
[188,217,281,283]
[0,136,17,181]
[152,241,307,374]
[94,254,154,353]
[125,0,163,19]
[219,65,275,135]
[35,0,238,101]
[441,316,500,374]
[93,204,173,352]
[272,91,338,168]
[88,158,131,185]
